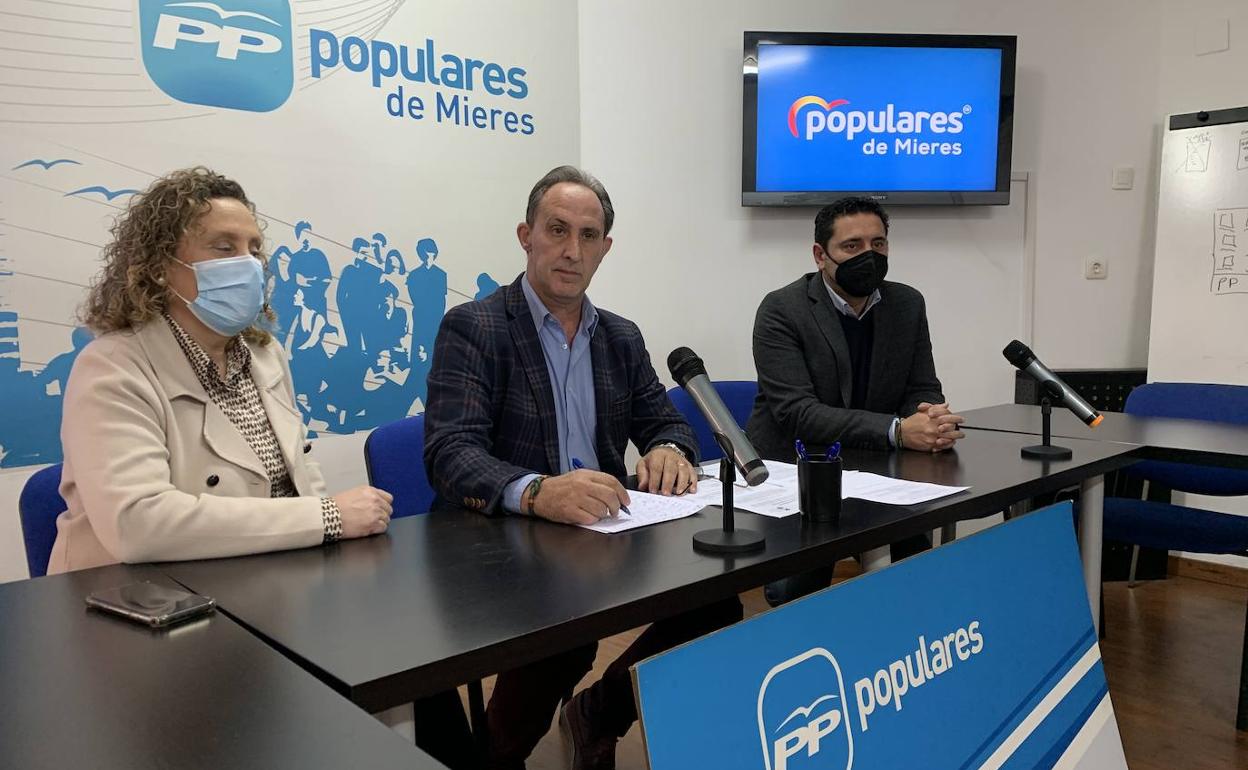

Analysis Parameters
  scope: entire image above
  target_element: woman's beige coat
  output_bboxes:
[48,319,329,574]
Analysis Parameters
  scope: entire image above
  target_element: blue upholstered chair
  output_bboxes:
[1104,382,1248,564]
[364,414,434,519]
[1101,382,1248,729]
[364,413,487,744]
[667,380,759,463]
[18,463,66,578]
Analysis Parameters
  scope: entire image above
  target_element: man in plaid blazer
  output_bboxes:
[424,166,741,770]
[424,279,698,515]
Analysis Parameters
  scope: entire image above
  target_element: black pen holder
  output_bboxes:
[798,457,843,522]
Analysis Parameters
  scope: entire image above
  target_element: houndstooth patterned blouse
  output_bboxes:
[164,314,341,542]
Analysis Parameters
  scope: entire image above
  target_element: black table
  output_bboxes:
[966,402,1248,730]
[962,403,1248,469]
[0,564,445,770]
[161,429,1137,714]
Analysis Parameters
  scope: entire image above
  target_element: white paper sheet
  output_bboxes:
[686,461,804,518]
[688,460,969,517]
[578,490,707,533]
[842,471,969,505]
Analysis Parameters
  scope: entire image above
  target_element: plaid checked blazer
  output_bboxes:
[423,274,698,514]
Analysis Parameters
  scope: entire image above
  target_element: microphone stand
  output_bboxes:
[1020,385,1074,460]
[693,433,766,554]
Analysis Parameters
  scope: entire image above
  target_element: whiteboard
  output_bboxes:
[1148,107,1248,384]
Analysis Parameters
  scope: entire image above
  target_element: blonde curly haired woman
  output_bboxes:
[47,167,477,769]
[47,167,393,574]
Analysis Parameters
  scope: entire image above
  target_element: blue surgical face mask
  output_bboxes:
[171,255,265,337]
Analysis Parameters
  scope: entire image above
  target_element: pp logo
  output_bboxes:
[757,648,854,770]
[139,0,293,112]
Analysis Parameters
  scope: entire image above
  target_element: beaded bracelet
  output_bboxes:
[525,475,549,517]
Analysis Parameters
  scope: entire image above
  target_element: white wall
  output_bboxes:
[581,0,1247,571]
[1155,1,1248,568]
[1158,1,1247,115]
[579,1,1245,560]
[578,0,1164,404]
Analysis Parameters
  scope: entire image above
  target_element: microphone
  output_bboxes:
[1003,340,1103,427]
[667,347,769,486]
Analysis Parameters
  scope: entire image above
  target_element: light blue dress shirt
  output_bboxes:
[822,276,881,320]
[502,275,601,513]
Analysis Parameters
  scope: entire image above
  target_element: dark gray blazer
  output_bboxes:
[746,272,944,459]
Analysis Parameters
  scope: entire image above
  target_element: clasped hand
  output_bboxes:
[899,402,966,453]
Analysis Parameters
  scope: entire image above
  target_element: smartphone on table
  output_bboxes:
[85,581,215,628]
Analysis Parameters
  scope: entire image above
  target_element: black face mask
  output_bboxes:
[833,250,888,297]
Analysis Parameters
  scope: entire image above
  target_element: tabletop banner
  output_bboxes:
[632,502,1128,769]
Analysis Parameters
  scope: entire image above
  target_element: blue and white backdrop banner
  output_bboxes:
[633,503,1129,770]
[0,0,580,580]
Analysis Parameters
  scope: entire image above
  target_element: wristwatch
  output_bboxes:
[651,442,691,462]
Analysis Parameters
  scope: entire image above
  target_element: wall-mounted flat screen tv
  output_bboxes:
[743,31,1017,206]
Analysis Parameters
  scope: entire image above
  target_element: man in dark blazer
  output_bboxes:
[424,165,741,770]
[746,197,965,601]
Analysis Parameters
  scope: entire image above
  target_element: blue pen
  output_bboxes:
[826,441,841,460]
[795,439,809,461]
[572,457,630,515]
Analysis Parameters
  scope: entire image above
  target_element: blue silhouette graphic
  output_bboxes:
[336,237,386,356]
[366,282,409,371]
[274,226,336,429]
[269,220,330,342]
[371,232,388,261]
[280,230,424,433]
[13,158,81,171]
[0,316,92,467]
[384,248,406,276]
[474,272,501,300]
[287,281,337,427]
[38,327,93,395]
[355,281,418,426]
[278,231,461,433]
[64,186,141,201]
[0,202,471,464]
[406,237,448,352]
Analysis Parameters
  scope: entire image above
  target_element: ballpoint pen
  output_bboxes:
[572,457,630,515]
[795,439,809,461]
[826,441,841,460]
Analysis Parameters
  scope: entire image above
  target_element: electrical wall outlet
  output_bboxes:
[1111,166,1134,190]
[1085,257,1108,280]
